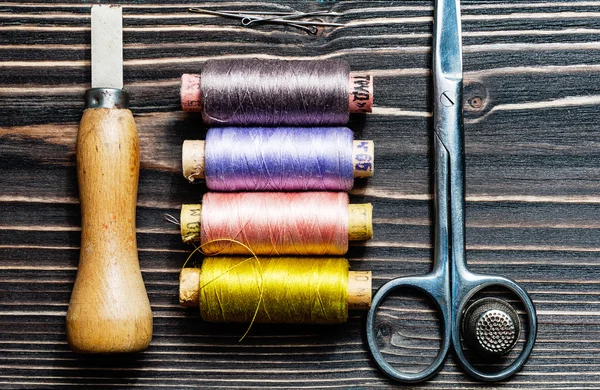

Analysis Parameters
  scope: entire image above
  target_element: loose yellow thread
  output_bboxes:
[182,238,263,341]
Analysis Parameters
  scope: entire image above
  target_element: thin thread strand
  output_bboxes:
[182,238,263,340]
[201,59,350,126]
[205,127,355,191]
[163,213,180,226]
[200,192,349,256]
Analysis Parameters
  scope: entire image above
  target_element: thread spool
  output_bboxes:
[180,192,373,255]
[182,127,374,191]
[180,257,372,324]
[181,59,373,125]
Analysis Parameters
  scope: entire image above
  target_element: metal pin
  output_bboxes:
[188,7,344,33]
[227,10,342,16]
[291,24,318,35]
[254,19,344,27]
[241,11,335,26]
[188,8,250,20]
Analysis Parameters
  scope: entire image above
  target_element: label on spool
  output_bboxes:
[348,271,372,310]
[182,140,206,182]
[181,204,202,244]
[352,140,374,178]
[348,73,373,113]
[181,74,202,112]
[348,204,373,241]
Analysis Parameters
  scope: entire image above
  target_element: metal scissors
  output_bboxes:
[366,0,537,382]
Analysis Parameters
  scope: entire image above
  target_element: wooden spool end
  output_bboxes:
[352,140,374,178]
[347,271,372,310]
[348,73,373,113]
[182,140,205,182]
[182,139,373,181]
[348,203,373,241]
[180,204,201,244]
[180,203,373,243]
[180,74,202,112]
[179,268,371,310]
[181,72,373,114]
[180,267,201,308]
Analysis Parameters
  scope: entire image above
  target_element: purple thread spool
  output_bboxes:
[181,59,374,126]
[182,127,374,191]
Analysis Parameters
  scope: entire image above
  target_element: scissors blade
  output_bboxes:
[432,0,467,286]
[434,0,470,336]
[434,0,463,81]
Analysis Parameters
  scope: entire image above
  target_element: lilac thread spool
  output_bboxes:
[182,127,374,191]
[181,59,373,126]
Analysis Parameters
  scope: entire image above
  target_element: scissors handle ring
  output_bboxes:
[366,276,451,383]
[452,276,538,381]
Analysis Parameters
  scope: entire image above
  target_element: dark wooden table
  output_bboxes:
[2,1,600,388]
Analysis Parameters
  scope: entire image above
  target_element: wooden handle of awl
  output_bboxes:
[66,108,153,353]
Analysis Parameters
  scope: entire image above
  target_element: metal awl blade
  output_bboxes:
[91,5,123,89]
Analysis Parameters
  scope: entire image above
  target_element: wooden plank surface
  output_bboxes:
[1,0,600,388]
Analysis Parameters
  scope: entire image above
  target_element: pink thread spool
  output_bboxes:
[180,192,373,256]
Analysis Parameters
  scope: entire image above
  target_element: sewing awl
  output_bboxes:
[66,4,153,353]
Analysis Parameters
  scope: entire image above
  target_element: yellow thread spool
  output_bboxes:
[180,257,372,324]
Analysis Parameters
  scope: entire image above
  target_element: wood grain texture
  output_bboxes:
[67,107,152,354]
[1,0,600,388]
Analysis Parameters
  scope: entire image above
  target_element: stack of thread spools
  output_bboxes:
[177,59,374,326]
